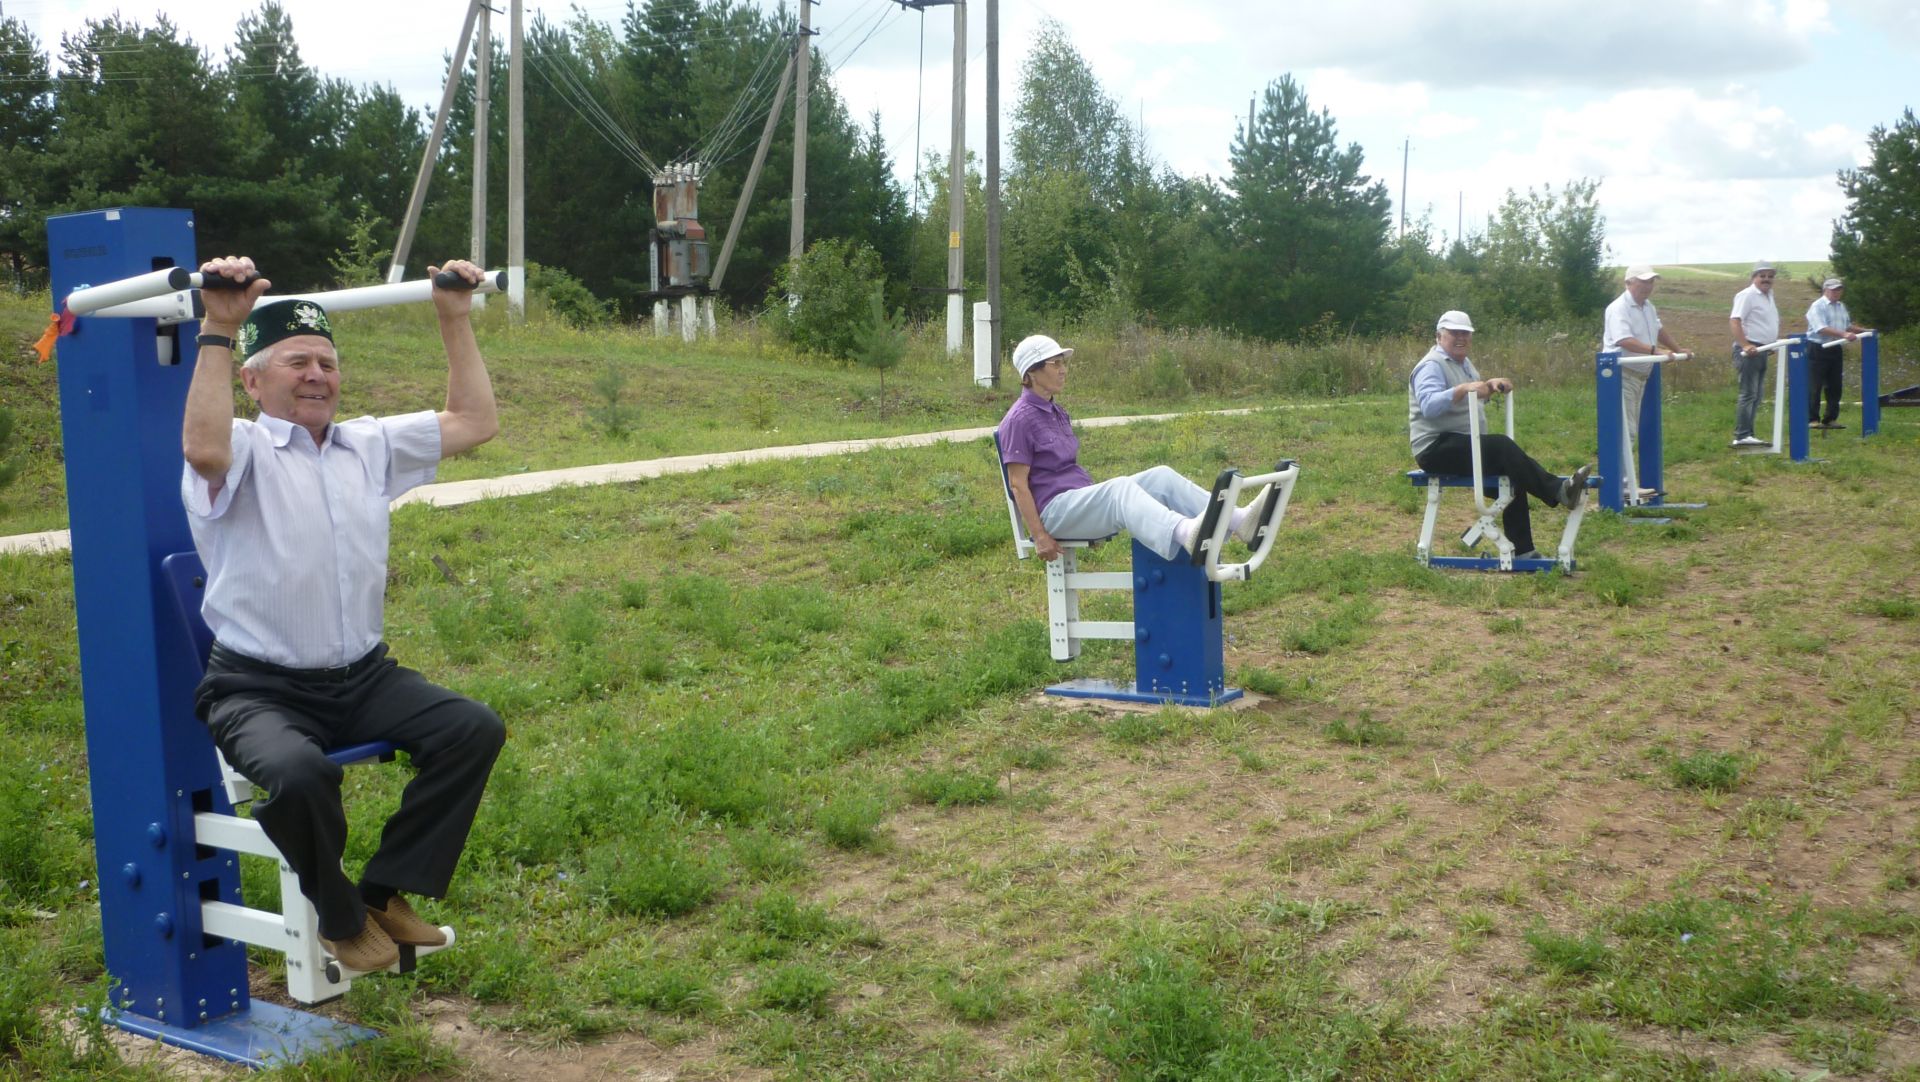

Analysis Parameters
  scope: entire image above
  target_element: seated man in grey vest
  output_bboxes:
[182,255,506,975]
[1409,310,1592,559]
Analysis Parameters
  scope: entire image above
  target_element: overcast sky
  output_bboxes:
[11,0,1917,264]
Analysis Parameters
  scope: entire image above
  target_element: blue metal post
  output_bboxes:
[1861,334,1881,437]
[1595,351,1627,512]
[48,208,374,1066]
[1638,361,1664,498]
[1787,337,1812,462]
[1129,542,1236,706]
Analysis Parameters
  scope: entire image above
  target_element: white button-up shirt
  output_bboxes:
[1603,290,1662,355]
[1731,285,1780,348]
[182,411,440,669]
[1806,296,1851,343]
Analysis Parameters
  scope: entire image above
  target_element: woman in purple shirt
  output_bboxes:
[997,334,1272,564]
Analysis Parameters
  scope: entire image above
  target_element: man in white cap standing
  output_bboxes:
[1409,311,1592,561]
[1729,262,1781,446]
[1603,265,1686,496]
[1804,278,1870,429]
[996,334,1274,565]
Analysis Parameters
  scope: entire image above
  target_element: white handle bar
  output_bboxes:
[1615,350,1694,363]
[1466,388,1514,516]
[70,269,507,324]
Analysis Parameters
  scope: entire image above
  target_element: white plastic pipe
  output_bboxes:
[63,267,194,315]
[278,272,506,315]
[90,290,204,325]
[1614,350,1694,363]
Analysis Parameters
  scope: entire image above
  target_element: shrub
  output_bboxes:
[528,261,613,328]
[767,237,885,359]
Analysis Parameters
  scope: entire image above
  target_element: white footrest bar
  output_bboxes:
[193,811,279,859]
[1066,619,1134,641]
[199,899,292,951]
[1063,571,1133,590]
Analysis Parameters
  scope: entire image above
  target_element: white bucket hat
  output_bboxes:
[1012,334,1072,377]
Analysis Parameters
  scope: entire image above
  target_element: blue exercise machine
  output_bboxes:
[48,208,484,1066]
[1594,348,1706,521]
[995,436,1299,707]
[1409,391,1597,573]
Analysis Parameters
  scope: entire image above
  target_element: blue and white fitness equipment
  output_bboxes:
[48,208,490,1067]
[996,439,1300,707]
[1593,348,1706,521]
[1409,391,1596,573]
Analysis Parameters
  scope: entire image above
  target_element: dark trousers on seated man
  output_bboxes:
[1416,432,1575,556]
[1809,342,1844,425]
[195,642,505,942]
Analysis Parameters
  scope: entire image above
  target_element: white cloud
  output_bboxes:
[1234,0,1823,89]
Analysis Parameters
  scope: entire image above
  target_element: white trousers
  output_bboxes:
[1040,466,1208,562]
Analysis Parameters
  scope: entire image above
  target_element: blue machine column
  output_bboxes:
[1637,362,1664,497]
[48,208,373,1065]
[1861,334,1881,437]
[1787,337,1813,463]
[1595,351,1627,512]
[1129,542,1236,707]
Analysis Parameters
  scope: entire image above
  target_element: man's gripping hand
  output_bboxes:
[198,256,271,334]
[429,259,484,320]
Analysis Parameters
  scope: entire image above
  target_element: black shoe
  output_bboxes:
[1560,464,1592,509]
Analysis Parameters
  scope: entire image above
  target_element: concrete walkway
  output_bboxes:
[0,404,1322,556]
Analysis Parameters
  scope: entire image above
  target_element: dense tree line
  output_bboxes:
[1,3,1628,343]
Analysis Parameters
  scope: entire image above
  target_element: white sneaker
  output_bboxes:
[1731,436,1768,447]
[1233,484,1274,544]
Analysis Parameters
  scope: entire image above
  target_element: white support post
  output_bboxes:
[680,295,698,343]
[972,301,993,386]
[654,300,670,337]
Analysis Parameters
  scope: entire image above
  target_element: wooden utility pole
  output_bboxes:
[789,0,812,263]
[713,50,795,292]
[944,0,966,355]
[508,0,525,320]
[389,0,481,283]
[470,2,491,304]
[985,0,1001,383]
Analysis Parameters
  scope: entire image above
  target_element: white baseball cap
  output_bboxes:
[1822,277,1843,290]
[1013,334,1072,377]
[1436,310,1475,332]
[1625,265,1659,281]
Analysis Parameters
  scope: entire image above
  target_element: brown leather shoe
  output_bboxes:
[365,895,447,947]
[320,920,399,972]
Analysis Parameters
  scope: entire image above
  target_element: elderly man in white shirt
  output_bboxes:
[181,256,506,976]
[1728,262,1782,447]
[1804,277,1869,429]
[1602,265,1687,493]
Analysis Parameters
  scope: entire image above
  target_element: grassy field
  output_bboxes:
[3,296,1920,1080]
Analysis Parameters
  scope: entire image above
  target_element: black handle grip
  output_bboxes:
[199,271,262,291]
[433,269,500,291]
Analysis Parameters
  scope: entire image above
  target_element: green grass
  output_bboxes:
[5,307,1920,1078]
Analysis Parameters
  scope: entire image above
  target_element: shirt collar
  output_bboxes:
[1017,387,1064,414]
[255,410,340,451]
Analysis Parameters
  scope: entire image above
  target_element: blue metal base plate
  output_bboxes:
[1046,678,1245,708]
[101,1001,379,1068]
[1424,555,1566,574]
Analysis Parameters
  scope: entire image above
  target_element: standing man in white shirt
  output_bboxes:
[1602,265,1687,494]
[181,256,506,976]
[1804,277,1870,429]
[1728,262,1781,447]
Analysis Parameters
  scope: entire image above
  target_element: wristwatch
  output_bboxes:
[196,333,236,351]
